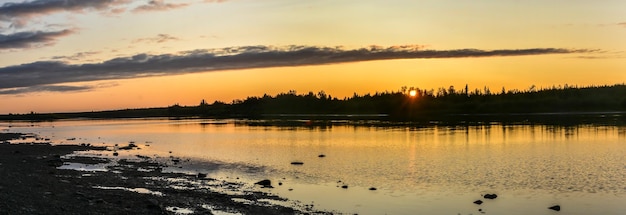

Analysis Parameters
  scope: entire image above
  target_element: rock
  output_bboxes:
[197,173,207,178]
[290,161,304,165]
[548,205,561,211]
[318,154,326,158]
[255,179,273,188]
[484,194,498,199]
[112,152,119,156]
[278,182,283,186]
[118,144,137,150]
[369,187,377,191]
[341,185,348,189]
[473,200,483,205]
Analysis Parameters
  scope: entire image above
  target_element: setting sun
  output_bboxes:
[409,90,418,97]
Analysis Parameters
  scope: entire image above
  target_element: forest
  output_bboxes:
[2,84,626,122]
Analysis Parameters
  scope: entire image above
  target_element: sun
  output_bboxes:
[409,90,417,97]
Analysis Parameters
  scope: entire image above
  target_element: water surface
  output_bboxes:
[2,119,625,214]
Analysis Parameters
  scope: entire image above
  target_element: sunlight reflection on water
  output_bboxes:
[2,119,625,214]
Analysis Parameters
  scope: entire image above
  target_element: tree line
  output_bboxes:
[2,84,626,121]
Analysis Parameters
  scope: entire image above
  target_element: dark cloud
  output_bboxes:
[0,85,93,95]
[0,45,594,91]
[132,0,188,12]
[0,0,221,21]
[0,0,130,25]
[0,29,74,49]
[132,34,179,44]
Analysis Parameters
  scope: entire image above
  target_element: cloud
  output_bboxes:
[51,51,101,61]
[0,0,130,26]
[0,29,75,49]
[0,82,118,95]
[132,34,179,44]
[0,45,594,90]
[132,0,189,12]
[0,85,93,95]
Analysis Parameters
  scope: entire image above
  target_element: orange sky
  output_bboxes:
[1,0,625,114]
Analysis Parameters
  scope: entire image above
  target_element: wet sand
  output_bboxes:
[0,133,326,215]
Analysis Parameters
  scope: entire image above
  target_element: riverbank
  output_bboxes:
[0,133,326,215]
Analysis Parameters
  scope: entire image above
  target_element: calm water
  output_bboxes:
[2,118,625,214]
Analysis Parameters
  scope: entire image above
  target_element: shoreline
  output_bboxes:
[0,133,327,215]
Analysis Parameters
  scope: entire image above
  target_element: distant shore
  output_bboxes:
[2,84,625,122]
[0,133,326,215]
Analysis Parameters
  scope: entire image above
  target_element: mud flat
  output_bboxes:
[0,133,327,215]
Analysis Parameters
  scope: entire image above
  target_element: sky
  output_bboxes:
[0,0,625,114]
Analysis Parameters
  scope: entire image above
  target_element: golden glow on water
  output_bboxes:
[2,119,625,215]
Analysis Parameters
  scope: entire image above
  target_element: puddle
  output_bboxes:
[231,198,254,205]
[146,176,249,196]
[201,204,243,215]
[165,206,194,214]
[58,162,109,172]
[93,186,164,196]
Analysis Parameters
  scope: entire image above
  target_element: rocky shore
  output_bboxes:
[0,133,327,215]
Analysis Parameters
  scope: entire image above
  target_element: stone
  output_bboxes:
[369,187,377,191]
[484,194,498,199]
[290,161,304,165]
[548,205,561,211]
[255,179,273,188]
[473,200,483,205]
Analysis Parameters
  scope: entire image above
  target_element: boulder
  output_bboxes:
[290,161,304,165]
[473,200,483,205]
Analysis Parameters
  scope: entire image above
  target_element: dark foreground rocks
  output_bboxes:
[0,133,327,215]
[483,194,498,199]
[255,179,274,188]
[549,205,561,211]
